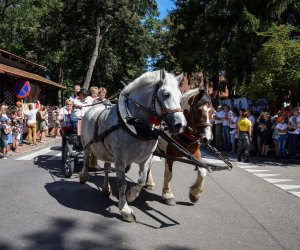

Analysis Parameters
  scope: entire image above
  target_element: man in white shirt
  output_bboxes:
[213,105,224,150]
[69,85,81,101]
[288,107,300,158]
[71,88,93,135]
[221,105,232,151]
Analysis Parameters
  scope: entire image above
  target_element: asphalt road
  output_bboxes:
[0,143,299,250]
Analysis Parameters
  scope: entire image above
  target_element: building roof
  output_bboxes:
[0,49,46,70]
[0,63,66,89]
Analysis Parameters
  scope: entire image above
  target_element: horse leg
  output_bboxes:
[88,152,98,169]
[102,162,111,197]
[79,149,90,184]
[115,165,135,222]
[189,148,207,203]
[189,167,207,203]
[126,159,151,203]
[162,161,176,206]
[145,157,156,190]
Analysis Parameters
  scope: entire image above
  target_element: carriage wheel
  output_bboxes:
[62,144,74,178]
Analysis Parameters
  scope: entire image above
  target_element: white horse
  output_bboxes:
[79,70,187,222]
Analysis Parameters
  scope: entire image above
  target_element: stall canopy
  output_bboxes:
[0,63,66,89]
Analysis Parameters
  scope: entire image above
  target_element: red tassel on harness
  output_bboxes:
[149,115,161,126]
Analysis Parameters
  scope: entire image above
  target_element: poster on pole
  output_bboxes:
[234,98,248,109]
[13,80,31,99]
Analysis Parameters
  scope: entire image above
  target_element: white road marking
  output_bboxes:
[274,184,300,190]
[288,191,300,198]
[244,169,269,173]
[263,178,293,184]
[239,165,260,169]
[202,158,224,164]
[253,173,280,178]
[202,151,300,199]
[16,147,53,161]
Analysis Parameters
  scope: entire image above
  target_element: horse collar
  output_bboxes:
[118,93,159,141]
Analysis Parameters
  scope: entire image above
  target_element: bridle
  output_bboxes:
[150,82,182,120]
[189,91,213,134]
[122,80,183,122]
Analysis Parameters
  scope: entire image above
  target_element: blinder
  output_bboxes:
[188,90,212,139]
[150,80,183,121]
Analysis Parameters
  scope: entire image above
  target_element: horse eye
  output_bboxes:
[163,93,170,99]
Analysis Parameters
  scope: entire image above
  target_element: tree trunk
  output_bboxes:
[82,21,111,90]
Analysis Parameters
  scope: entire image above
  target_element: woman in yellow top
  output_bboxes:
[237,109,252,162]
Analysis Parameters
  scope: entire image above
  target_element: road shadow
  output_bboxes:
[33,154,83,178]
[20,217,135,250]
[0,241,12,250]
[45,173,180,228]
[44,180,121,220]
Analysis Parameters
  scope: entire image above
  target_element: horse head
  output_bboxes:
[183,88,214,143]
[123,69,187,134]
[153,70,187,134]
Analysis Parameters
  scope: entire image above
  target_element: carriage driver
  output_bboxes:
[58,99,73,149]
[71,88,93,135]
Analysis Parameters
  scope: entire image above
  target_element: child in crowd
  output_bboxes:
[259,113,272,156]
[276,116,288,158]
[0,117,12,159]
[52,106,61,138]
[90,86,99,100]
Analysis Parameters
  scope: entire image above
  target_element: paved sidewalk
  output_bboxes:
[10,136,61,158]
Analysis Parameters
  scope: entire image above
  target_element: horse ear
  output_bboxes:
[176,73,184,85]
[160,69,166,81]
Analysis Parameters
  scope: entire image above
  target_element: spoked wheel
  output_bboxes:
[62,143,74,178]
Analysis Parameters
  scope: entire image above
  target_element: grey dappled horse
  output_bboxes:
[79,70,187,222]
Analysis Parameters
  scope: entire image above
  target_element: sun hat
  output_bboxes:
[77,88,89,96]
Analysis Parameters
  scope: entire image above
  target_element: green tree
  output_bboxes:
[0,0,160,97]
[158,0,299,95]
[247,24,300,107]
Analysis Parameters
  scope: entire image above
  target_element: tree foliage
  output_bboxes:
[157,0,300,105]
[247,24,300,107]
[0,0,160,96]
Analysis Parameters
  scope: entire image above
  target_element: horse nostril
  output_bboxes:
[175,123,183,132]
[202,137,208,144]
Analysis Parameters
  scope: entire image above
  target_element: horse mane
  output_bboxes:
[181,89,200,110]
[123,70,163,94]
[181,88,211,111]
[122,70,178,94]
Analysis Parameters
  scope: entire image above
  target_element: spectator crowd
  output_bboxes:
[212,104,300,162]
[0,85,108,159]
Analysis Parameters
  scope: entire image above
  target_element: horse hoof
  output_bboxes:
[189,193,200,203]
[163,198,176,206]
[79,175,89,184]
[122,213,136,223]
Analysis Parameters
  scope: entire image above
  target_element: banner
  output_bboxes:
[233,98,249,109]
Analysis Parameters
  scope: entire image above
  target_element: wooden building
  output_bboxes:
[0,49,65,107]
